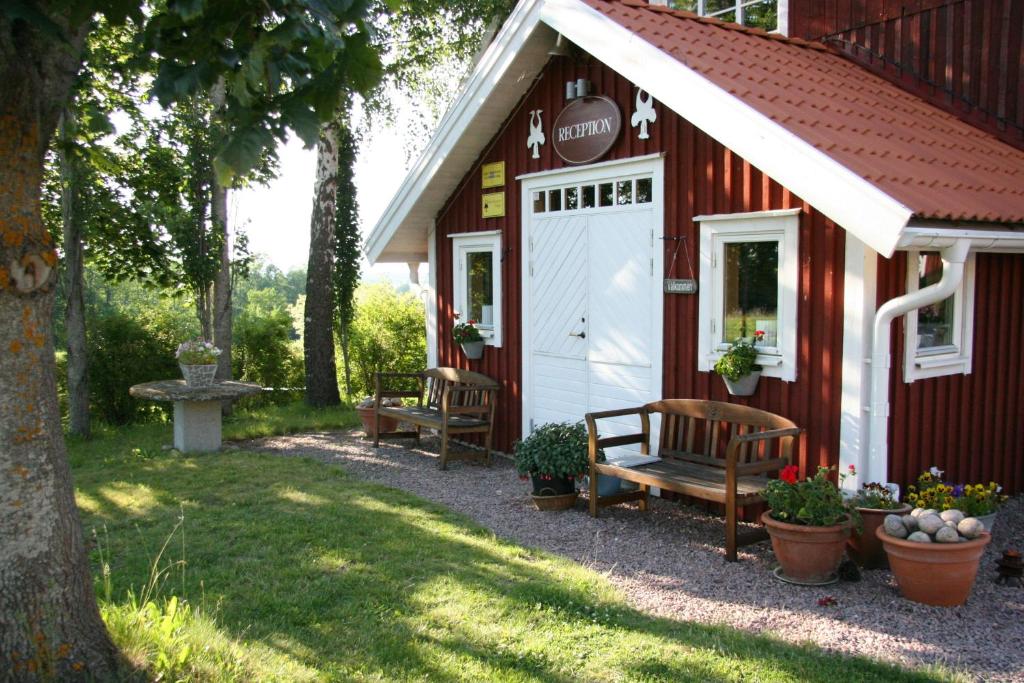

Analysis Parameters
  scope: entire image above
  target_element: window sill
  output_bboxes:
[905,352,971,382]
[702,352,793,381]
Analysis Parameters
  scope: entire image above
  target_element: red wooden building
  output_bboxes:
[365,0,1024,493]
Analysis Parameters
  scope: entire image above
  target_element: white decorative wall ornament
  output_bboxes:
[631,89,656,140]
[527,110,545,159]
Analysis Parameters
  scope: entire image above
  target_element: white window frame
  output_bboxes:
[903,250,975,382]
[451,230,502,347]
[696,209,800,381]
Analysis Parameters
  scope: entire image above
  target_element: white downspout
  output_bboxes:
[866,239,971,483]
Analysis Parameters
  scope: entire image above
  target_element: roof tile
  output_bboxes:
[583,0,1024,224]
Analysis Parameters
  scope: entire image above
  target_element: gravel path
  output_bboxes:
[243,431,1023,681]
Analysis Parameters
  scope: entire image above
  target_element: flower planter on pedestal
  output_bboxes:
[762,511,852,585]
[847,504,913,569]
[180,364,218,388]
[461,341,485,360]
[876,526,991,606]
[723,370,761,397]
[530,474,577,511]
[355,407,400,438]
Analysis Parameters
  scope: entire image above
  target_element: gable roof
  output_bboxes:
[365,0,1024,264]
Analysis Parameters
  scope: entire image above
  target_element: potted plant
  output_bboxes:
[713,330,764,396]
[906,466,1008,532]
[175,339,221,387]
[453,314,485,360]
[844,466,911,569]
[514,421,594,511]
[877,508,991,606]
[355,396,401,438]
[762,465,858,585]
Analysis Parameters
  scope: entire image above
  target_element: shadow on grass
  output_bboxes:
[73,443,956,682]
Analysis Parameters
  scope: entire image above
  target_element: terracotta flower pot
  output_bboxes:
[847,504,913,569]
[762,511,852,584]
[876,526,991,606]
[356,406,400,438]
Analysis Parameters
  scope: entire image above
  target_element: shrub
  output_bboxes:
[347,283,425,396]
[88,312,180,424]
[235,307,304,403]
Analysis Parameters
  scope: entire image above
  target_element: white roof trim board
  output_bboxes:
[365,0,920,263]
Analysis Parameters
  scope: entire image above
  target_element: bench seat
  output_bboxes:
[374,368,499,469]
[586,399,800,562]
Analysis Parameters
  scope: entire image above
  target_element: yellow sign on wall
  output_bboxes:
[481,161,505,188]
[482,192,505,218]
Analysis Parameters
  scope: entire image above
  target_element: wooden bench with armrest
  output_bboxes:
[585,399,801,561]
[374,367,499,470]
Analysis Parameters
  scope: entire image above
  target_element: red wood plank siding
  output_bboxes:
[433,56,847,478]
[878,252,1024,493]
[790,0,1024,149]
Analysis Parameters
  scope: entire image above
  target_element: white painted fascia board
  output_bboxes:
[539,0,914,257]
[363,0,546,265]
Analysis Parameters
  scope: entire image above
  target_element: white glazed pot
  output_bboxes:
[722,370,761,396]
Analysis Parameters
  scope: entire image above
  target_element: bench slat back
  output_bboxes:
[647,399,797,469]
[424,367,499,410]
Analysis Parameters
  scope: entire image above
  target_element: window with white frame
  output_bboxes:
[670,0,783,33]
[697,210,799,381]
[903,251,975,382]
[451,231,502,346]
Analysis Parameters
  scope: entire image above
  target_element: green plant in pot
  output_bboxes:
[844,465,911,569]
[762,465,859,585]
[175,339,222,387]
[452,314,485,360]
[514,421,595,511]
[714,331,763,396]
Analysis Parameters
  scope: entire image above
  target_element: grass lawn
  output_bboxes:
[71,406,957,682]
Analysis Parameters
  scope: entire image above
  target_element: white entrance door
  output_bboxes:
[525,163,662,458]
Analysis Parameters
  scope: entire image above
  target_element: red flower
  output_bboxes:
[467,319,477,325]
[817,596,837,607]
[780,465,799,485]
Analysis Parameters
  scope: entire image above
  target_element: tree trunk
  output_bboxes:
[211,80,232,390]
[303,122,342,407]
[59,111,90,438]
[0,9,121,680]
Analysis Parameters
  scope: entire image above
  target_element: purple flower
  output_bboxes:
[952,484,965,497]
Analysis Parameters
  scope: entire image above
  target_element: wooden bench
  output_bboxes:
[374,368,499,470]
[585,399,801,562]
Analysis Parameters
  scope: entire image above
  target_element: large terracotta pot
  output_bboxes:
[876,526,991,606]
[762,511,852,584]
[847,504,913,569]
[356,406,399,438]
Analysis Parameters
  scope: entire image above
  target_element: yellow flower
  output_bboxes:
[916,500,925,508]
[907,493,918,502]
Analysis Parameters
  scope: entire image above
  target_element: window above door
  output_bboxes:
[903,250,975,382]
[451,231,502,347]
[531,175,653,215]
[696,209,799,381]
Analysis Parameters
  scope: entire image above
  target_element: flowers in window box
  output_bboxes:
[713,330,765,381]
[175,339,221,365]
[452,313,483,344]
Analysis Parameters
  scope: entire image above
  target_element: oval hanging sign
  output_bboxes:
[552,96,622,165]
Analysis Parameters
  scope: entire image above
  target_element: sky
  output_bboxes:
[233,114,423,287]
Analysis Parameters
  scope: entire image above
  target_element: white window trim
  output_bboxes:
[903,250,975,382]
[450,230,502,347]
[697,209,800,382]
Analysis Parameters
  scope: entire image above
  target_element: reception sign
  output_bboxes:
[552,96,622,165]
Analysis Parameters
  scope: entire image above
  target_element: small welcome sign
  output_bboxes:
[552,96,622,165]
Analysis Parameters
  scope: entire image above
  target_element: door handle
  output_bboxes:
[569,330,586,339]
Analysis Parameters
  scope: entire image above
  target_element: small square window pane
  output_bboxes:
[582,185,596,208]
[636,178,652,203]
[917,253,954,349]
[598,183,614,206]
[548,189,562,211]
[532,191,545,213]
[466,251,494,328]
[616,180,632,205]
[565,187,579,210]
[722,241,779,346]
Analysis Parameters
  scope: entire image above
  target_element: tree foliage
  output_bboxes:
[348,282,425,397]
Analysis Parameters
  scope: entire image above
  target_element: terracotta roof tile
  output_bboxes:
[585,0,1024,224]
